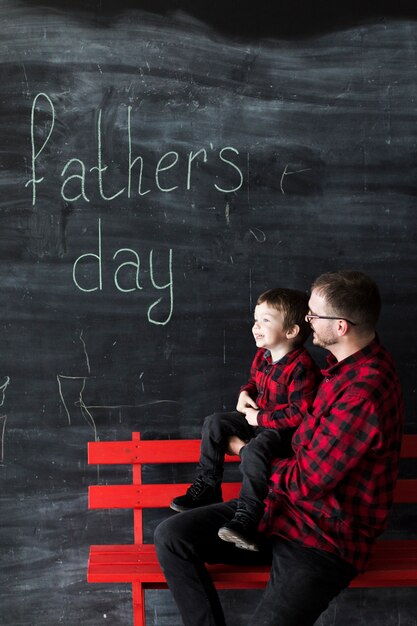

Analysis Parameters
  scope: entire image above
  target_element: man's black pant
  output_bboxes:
[196,411,294,516]
[154,500,357,626]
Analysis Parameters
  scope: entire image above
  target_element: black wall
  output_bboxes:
[1,1,416,624]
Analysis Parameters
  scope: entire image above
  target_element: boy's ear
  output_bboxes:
[286,324,300,339]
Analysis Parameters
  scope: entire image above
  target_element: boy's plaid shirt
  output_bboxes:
[260,337,404,571]
[240,346,322,429]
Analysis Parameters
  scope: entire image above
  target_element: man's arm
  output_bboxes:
[269,392,380,502]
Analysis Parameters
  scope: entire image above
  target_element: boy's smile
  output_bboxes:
[252,301,292,361]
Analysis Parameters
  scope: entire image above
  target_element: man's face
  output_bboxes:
[307,289,339,349]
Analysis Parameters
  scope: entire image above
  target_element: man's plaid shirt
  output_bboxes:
[240,346,321,430]
[259,337,404,571]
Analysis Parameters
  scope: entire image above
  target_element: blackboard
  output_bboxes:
[1,1,416,624]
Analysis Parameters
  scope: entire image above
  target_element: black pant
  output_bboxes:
[197,411,294,517]
[154,500,357,626]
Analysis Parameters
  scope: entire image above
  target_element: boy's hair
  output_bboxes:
[312,270,381,330]
[256,288,311,346]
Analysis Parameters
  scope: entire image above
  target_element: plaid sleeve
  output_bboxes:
[269,391,380,501]
[239,350,263,398]
[257,361,319,430]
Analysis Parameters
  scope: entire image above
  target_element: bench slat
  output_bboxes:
[393,479,417,503]
[89,542,417,565]
[88,433,417,465]
[88,540,417,588]
[88,439,238,464]
[89,483,242,508]
[400,434,417,457]
[89,478,417,508]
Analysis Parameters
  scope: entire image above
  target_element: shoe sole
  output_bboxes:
[169,502,189,512]
[218,526,259,551]
[170,499,223,513]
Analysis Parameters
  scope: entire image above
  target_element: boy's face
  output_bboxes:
[252,301,289,353]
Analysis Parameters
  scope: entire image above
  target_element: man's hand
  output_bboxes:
[244,407,259,426]
[236,390,258,413]
[227,436,246,456]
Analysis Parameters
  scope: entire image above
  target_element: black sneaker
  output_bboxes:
[218,512,260,551]
[170,477,222,512]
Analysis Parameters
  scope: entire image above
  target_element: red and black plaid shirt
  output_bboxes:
[240,346,321,429]
[260,336,404,571]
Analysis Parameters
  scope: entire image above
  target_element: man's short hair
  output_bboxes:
[312,270,381,330]
[256,287,311,345]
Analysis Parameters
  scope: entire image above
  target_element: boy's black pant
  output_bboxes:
[196,411,294,517]
[154,499,357,626]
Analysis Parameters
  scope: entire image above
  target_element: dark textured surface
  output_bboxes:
[1,1,416,624]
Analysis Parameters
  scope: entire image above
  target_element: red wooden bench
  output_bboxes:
[87,432,417,626]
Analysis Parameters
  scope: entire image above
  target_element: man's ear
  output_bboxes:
[286,324,300,340]
[336,319,349,336]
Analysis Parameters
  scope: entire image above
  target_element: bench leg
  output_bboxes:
[132,582,145,626]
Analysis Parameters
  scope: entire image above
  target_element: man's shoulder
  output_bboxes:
[340,345,401,404]
[358,341,399,380]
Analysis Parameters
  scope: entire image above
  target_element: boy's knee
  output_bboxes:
[253,431,282,453]
[202,412,222,434]
[240,436,258,457]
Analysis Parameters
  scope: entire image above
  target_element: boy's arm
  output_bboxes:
[238,349,264,401]
[236,390,258,413]
[256,361,319,429]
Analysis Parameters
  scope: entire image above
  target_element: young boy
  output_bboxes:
[170,288,321,550]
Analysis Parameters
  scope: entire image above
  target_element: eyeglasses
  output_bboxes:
[305,314,357,326]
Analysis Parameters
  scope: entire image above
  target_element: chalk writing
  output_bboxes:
[25,93,311,328]
[25,93,55,205]
[249,227,266,242]
[0,376,10,407]
[25,93,245,206]
[280,164,312,194]
[72,219,174,326]
[57,329,181,444]
[0,378,10,464]
[0,415,6,465]
[57,374,72,425]
[77,378,98,442]
[79,330,91,375]
[57,375,98,440]
[57,331,98,439]
[57,375,92,428]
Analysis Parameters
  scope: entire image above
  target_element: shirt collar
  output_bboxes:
[322,335,381,378]
[263,345,304,366]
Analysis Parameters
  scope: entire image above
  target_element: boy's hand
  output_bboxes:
[244,407,260,426]
[236,390,259,413]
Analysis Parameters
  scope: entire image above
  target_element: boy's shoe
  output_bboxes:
[170,477,222,512]
[218,512,260,551]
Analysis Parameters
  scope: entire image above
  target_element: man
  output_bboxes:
[154,271,404,626]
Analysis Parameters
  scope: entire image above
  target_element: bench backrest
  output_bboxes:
[88,432,417,544]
